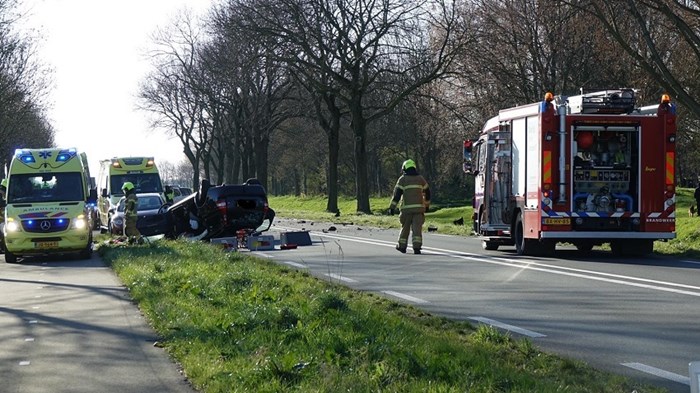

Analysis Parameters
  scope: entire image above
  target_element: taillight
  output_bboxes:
[216,199,227,225]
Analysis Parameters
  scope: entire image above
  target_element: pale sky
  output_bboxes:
[18,0,214,175]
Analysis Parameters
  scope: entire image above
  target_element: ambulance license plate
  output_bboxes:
[543,218,569,225]
[35,241,59,249]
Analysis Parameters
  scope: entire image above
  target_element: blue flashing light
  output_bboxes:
[58,219,65,224]
[22,155,36,163]
[56,149,76,162]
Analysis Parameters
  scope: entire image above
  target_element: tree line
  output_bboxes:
[0,0,54,172]
[2,1,700,212]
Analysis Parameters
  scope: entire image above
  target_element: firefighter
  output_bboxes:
[389,159,431,254]
[121,181,142,244]
[164,185,175,204]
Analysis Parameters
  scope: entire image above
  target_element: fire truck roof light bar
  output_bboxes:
[564,89,637,115]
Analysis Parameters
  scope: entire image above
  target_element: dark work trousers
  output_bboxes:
[398,210,425,251]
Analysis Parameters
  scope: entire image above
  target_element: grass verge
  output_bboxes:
[101,240,666,392]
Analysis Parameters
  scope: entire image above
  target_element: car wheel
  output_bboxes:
[5,250,18,263]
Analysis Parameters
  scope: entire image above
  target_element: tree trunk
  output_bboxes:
[324,95,341,214]
[255,133,270,190]
[350,97,371,213]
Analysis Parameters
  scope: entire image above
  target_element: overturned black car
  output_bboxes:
[141,179,275,240]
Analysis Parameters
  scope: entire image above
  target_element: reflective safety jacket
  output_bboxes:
[390,168,430,213]
[125,193,138,219]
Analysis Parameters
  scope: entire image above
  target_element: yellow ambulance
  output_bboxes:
[96,157,164,233]
[3,148,97,263]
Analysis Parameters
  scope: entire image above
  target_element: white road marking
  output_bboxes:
[19,361,30,366]
[469,317,546,338]
[622,362,690,385]
[279,228,700,298]
[325,273,357,283]
[284,261,307,269]
[24,338,34,342]
[28,320,37,324]
[382,290,429,304]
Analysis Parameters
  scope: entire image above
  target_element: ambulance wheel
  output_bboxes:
[482,241,498,251]
[79,234,93,260]
[5,250,17,263]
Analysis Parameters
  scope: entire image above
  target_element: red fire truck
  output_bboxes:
[463,89,676,256]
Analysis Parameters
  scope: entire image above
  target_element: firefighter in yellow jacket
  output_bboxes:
[389,159,431,254]
[122,181,142,244]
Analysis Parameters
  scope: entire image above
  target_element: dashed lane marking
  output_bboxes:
[325,273,357,283]
[469,317,546,338]
[283,261,307,269]
[621,362,690,385]
[382,290,429,304]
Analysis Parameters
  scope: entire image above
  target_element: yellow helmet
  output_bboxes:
[0,178,7,189]
[402,159,416,171]
[121,181,135,192]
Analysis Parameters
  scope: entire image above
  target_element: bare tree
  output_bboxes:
[0,0,54,167]
[572,0,700,116]
[138,10,212,190]
[229,0,472,213]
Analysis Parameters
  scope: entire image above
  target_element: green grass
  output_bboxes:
[270,195,474,237]
[101,240,665,393]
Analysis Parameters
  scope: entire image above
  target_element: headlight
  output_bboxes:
[5,220,19,232]
[113,217,124,227]
[72,214,87,229]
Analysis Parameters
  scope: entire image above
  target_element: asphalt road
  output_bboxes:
[2,221,698,393]
[261,217,700,393]
[0,246,194,393]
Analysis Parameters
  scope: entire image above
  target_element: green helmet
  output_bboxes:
[0,178,7,189]
[402,159,416,171]
[121,181,135,192]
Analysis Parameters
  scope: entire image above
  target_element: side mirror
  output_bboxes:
[463,139,476,175]
[87,188,98,204]
[463,161,473,174]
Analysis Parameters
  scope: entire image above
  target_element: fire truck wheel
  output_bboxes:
[575,242,594,254]
[482,241,498,251]
[514,214,526,255]
[610,241,623,256]
[611,239,653,256]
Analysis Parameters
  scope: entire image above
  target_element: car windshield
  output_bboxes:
[117,195,163,212]
[7,172,84,203]
[110,173,163,196]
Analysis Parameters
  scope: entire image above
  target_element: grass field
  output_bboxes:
[101,241,665,392]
